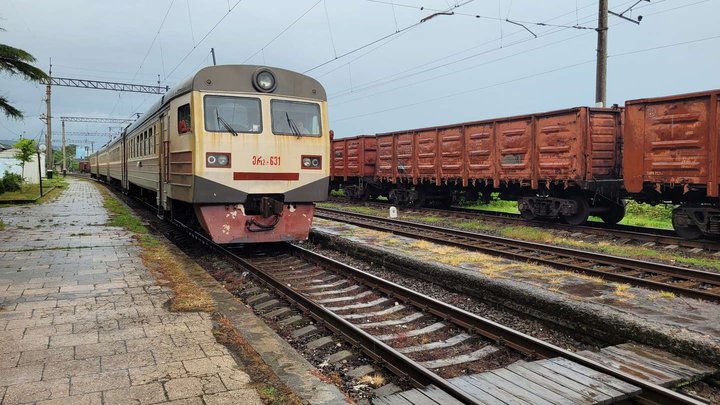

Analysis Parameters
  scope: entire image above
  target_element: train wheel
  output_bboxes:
[600,202,626,225]
[672,209,703,239]
[561,195,590,225]
[520,208,535,220]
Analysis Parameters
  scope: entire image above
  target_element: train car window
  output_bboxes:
[271,100,321,137]
[178,104,191,134]
[204,96,261,134]
[149,127,154,155]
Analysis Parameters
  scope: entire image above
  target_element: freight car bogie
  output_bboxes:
[672,206,720,239]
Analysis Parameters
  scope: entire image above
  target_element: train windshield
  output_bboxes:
[271,100,321,137]
[204,95,262,134]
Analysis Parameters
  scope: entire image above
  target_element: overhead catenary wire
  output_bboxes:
[165,0,246,81]
[333,33,720,124]
[323,0,338,58]
[327,0,686,101]
[303,0,474,74]
[327,0,607,97]
[241,0,323,64]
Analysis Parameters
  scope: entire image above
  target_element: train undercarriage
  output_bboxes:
[334,178,627,226]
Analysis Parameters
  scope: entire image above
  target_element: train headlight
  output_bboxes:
[206,153,231,167]
[252,68,277,93]
[301,155,322,169]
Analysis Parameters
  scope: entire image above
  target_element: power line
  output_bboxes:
[165,0,246,81]
[333,33,720,123]
[326,0,609,97]
[134,0,176,81]
[329,9,599,99]
[303,1,474,74]
[241,0,323,64]
[328,0,691,103]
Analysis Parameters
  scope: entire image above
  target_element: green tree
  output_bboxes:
[0,34,49,119]
[13,138,36,181]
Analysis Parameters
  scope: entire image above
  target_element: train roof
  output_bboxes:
[125,65,326,135]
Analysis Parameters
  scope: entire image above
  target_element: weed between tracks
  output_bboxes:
[318,202,720,272]
[95,184,215,312]
[0,218,4,231]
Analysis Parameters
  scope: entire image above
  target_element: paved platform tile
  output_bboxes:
[0,179,264,405]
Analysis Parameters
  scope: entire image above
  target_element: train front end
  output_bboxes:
[189,65,329,243]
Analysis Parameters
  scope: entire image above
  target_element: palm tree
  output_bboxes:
[0,32,49,119]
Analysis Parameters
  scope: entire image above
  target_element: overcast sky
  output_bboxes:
[1,0,718,149]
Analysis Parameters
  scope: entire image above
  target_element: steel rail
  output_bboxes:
[315,208,720,303]
[289,244,703,405]
[170,220,484,405]
[326,198,720,251]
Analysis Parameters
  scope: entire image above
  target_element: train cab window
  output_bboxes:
[204,96,261,134]
[271,100,321,137]
[178,104,191,134]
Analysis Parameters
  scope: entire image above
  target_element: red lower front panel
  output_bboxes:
[195,204,315,244]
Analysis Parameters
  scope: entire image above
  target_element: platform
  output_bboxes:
[0,179,263,404]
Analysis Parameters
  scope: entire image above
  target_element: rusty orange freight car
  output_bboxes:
[330,135,378,199]
[624,90,720,239]
[333,106,625,225]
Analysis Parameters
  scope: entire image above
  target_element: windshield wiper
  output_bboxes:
[216,109,238,136]
[286,112,301,137]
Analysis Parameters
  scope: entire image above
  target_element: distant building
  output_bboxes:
[0,149,46,183]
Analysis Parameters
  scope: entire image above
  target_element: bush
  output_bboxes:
[0,178,4,194]
[2,171,23,192]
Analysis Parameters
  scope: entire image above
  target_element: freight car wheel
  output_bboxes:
[672,209,703,240]
[520,208,535,220]
[561,195,590,226]
[599,202,626,225]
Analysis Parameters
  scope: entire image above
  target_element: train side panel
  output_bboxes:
[624,90,720,198]
[465,122,496,186]
[330,135,376,180]
[127,121,161,193]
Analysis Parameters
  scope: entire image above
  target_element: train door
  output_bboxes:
[122,132,128,193]
[158,112,170,216]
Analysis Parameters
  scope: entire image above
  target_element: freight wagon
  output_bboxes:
[332,107,625,225]
[624,90,720,239]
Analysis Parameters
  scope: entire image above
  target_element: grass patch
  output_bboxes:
[499,225,553,243]
[0,218,4,231]
[99,188,148,234]
[94,183,214,312]
[614,283,635,299]
[650,291,676,300]
[214,315,302,405]
[455,221,495,232]
[0,177,68,203]
[463,196,519,214]
[359,374,386,388]
[139,242,215,312]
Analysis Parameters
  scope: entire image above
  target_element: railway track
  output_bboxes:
[168,219,704,405]
[326,198,720,253]
[315,207,720,303]
[111,188,708,404]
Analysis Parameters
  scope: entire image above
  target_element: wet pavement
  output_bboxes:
[0,178,263,405]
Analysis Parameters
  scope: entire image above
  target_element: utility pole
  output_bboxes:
[61,120,66,175]
[595,0,608,107]
[211,48,217,66]
[45,59,53,175]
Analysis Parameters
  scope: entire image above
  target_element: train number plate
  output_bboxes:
[252,155,281,166]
